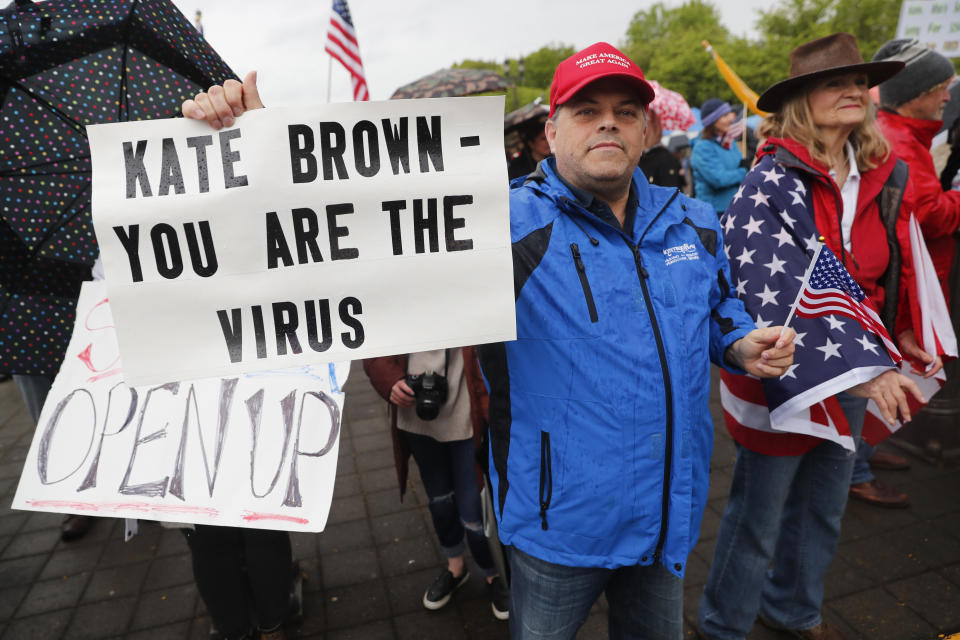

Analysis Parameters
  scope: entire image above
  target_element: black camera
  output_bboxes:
[406,372,449,421]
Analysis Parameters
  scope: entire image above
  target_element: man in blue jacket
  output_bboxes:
[181,43,795,639]
[476,43,796,639]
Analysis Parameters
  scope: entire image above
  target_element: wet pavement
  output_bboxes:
[0,364,958,639]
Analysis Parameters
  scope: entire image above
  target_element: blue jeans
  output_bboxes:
[850,438,875,485]
[509,546,683,640]
[699,393,867,639]
[402,431,495,575]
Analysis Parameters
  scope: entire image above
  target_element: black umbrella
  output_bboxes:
[0,0,237,376]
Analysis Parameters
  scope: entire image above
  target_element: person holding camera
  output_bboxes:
[363,347,509,620]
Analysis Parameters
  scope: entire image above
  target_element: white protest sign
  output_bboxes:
[897,0,960,57]
[88,97,515,387]
[13,281,348,532]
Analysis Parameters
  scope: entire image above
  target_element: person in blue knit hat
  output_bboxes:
[691,98,747,215]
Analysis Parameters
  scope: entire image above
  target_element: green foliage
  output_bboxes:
[756,0,901,68]
[621,0,737,107]
[452,59,501,73]
[619,0,901,113]
[454,45,566,113]
[521,44,575,88]
[461,0,904,119]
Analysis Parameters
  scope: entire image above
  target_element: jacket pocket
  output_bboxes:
[539,430,553,530]
[570,243,599,323]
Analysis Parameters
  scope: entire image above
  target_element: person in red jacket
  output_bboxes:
[872,39,960,304]
[699,34,924,640]
[363,348,509,620]
[842,39,959,507]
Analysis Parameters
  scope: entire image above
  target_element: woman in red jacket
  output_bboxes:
[698,34,924,640]
[363,348,508,620]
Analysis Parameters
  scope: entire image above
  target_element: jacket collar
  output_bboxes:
[521,157,652,236]
[878,108,943,147]
[758,136,897,207]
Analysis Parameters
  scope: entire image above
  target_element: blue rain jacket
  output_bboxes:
[479,159,754,577]
[691,137,747,214]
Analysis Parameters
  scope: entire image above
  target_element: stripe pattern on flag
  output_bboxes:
[325,0,369,101]
[793,243,902,363]
[719,152,900,449]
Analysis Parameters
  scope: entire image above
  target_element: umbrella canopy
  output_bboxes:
[0,0,237,376]
[390,67,507,100]
[504,101,548,133]
[647,80,695,132]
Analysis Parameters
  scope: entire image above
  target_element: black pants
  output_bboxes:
[182,525,292,639]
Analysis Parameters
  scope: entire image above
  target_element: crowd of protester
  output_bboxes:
[6,28,959,640]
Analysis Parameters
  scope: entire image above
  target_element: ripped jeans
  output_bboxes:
[402,431,496,576]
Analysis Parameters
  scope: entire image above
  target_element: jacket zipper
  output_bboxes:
[539,431,553,530]
[570,244,599,323]
[559,189,680,559]
[625,239,674,561]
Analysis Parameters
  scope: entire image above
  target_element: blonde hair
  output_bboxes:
[760,89,890,171]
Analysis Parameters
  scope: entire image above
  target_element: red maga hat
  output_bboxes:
[549,42,655,117]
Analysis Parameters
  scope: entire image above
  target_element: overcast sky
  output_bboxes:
[170,0,772,106]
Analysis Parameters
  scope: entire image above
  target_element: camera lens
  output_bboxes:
[416,401,441,421]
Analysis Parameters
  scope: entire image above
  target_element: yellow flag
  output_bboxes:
[702,40,769,117]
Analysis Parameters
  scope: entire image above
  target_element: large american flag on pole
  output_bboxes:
[325,0,369,101]
[720,153,899,451]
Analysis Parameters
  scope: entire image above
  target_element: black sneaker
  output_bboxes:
[488,576,510,620]
[423,569,470,610]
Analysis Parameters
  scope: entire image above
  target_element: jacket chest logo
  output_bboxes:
[663,243,699,266]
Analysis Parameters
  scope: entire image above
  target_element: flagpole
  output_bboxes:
[782,242,824,331]
[327,57,332,104]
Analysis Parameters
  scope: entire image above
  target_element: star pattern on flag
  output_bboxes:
[720,152,898,431]
[736,247,756,266]
[825,315,846,333]
[749,190,771,208]
[743,216,764,237]
[732,185,745,203]
[761,167,784,185]
[780,363,799,380]
[772,226,795,247]
[755,284,780,307]
[816,337,842,360]
[764,254,787,276]
[857,334,880,355]
[724,213,737,233]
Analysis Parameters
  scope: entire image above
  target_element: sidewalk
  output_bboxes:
[0,364,958,639]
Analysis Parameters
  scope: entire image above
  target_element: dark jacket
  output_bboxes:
[638,145,684,190]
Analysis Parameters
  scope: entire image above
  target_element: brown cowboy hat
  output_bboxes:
[756,33,905,112]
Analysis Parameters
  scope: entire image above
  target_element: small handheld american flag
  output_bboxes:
[784,242,901,363]
[325,0,369,101]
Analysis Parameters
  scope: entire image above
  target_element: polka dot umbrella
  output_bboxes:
[0,0,237,376]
